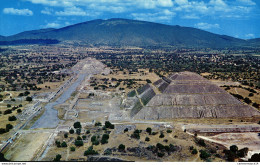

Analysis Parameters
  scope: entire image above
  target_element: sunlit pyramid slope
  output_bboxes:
[127,72,260,120]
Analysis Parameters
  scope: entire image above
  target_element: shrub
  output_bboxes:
[17,109,22,113]
[248,153,260,162]
[64,133,68,138]
[152,132,158,135]
[230,145,238,153]
[104,149,112,155]
[253,103,259,109]
[74,140,83,147]
[237,148,249,157]
[69,129,74,134]
[244,97,252,104]
[166,129,172,133]
[192,149,198,154]
[124,128,128,133]
[61,142,67,147]
[55,140,61,147]
[86,130,90,134]
[118,144,125,151]
[157,152,165,157]
[70,146,75,151]
[4,109,12,115]
[73,121,81,129]
[145,137,150,141]
[77,136,82,140]
[84,146,98,156]
[101,138,108,144]
[131,132,140,139]
[159,133,165,138]
[82,135,86,140]
[7,104,11,108]
[92,140,99,146]
[95,122,102,126]
[200,150,210,160]
[105,121,114,129]
[76,128,81,135]
[6,124,13,132]
[0,128,6,134]
[26,96,32,102]
[24,91,30,96]
[8,116,17,121]
[91,136,97,142]
[101,134,109,144]
[189,146,194,150]
[198,139,206,146]
[134,129,142,133]
[146,127,152,135]
[156,143,165,150]
[53,154,61,161]
[164,145,170,152]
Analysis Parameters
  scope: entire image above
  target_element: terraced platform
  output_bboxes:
[127,71,260,120]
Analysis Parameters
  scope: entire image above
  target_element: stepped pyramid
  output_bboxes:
[127,72,260,120]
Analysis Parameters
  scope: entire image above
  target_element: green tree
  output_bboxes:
[146,127,152,135]
[95,122,102,126]
[69,129,74,134]
[192,149,198,154]
[145,137,150,141]
[76,128,81,135]
[73,121,81,129]
[61,141,67,147]
[230,145,238,153]
[84,146,98,156]
[105,121,114,129]
[124,128,128,133]
[118,144,125,151]
[199,150,210,160]
[159,132,164,138]
[55,140,61,147]
[26,96,32,102]
[53,154,61,161]
[70,146,75,151]
[8,116,17,121]
[5,124,13,132]
[74,140,83,147]
[77,136,82,140]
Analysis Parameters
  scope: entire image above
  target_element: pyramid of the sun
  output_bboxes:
[127,71,260,120]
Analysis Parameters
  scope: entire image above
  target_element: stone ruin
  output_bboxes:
[126,71,260,120]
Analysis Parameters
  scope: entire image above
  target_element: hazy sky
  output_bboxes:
[0,0,259,39]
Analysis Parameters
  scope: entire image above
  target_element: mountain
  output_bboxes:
[0,18,258,48]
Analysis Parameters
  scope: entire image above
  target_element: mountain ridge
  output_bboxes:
[0,18,259,48]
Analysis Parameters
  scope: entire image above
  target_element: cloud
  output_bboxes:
[182,14,200,19]
[195,22,220,30]
[44,22,60,28]
[26,0,256,19]
[236,0,256,6]
[3,8,33,16]
[132,9,176,22]
[41,7,53,15]
[25,0,73,7]
[55,7,88,16]
[245,33,255,39]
